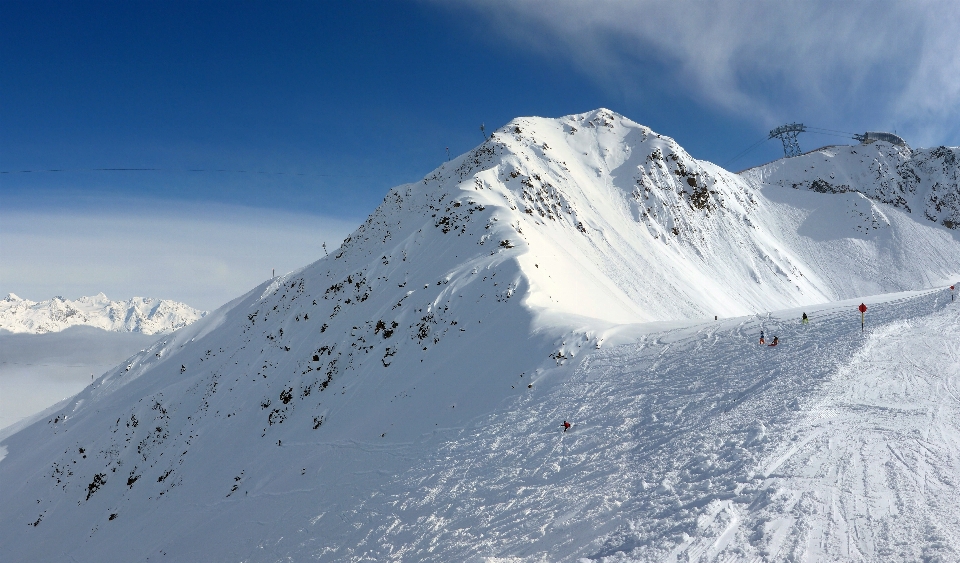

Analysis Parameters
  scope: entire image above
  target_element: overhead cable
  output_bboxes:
[721,136,770,168]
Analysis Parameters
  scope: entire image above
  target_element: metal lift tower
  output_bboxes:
[769,123,806,158]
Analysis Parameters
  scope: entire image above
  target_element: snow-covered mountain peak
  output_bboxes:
[2,110,960,562]
[76,292,110,304]
[0,294,206,335]
[340,108,953,327]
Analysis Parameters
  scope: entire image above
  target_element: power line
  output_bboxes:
[803,130,858,140]
[9,125,866,178]
[806,126,858,136]
[721,136,770,168]
[0,167,371,178]
[723,123,862,168]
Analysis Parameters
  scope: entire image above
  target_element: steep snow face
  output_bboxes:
[388,108,958,322]
[334,109,957,326]
[0,293,206,335]
[1,109,960,562]
[743,142,960,229]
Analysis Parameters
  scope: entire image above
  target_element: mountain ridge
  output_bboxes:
[1,108,959,561]
[742,141,960,229]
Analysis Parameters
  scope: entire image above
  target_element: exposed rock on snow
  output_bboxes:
[0,293,206,335]
[1,109,959,562]
[743,142,960,229]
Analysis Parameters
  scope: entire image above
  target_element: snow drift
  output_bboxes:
[1,109,959,562]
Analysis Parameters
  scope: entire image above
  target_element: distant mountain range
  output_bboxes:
[0,293,206,335]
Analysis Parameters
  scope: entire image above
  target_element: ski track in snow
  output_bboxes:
[279,290,959,562]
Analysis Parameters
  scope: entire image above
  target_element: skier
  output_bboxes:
[759,330,765,345]
[801,312,809,324]
[562,421,571,432]
[768,336,779,347]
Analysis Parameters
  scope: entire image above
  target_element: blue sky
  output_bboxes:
[3,0,959,309]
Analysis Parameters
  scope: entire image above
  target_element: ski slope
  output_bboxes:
[3,290,957,561]
[1,109,959,562]
[369,289,960,562]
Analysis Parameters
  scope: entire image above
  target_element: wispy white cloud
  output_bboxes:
[442,0,960,146]
[0,201,358,311]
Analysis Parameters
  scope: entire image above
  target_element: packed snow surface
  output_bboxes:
[0,293,206,334]
[1,109,959,562]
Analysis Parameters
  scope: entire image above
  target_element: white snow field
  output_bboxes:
[1,109,959,562]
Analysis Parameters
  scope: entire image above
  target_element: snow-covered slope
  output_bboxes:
[0,293,206,335]
[328,109,957,325]
[1,109,959,562]
[743,141,960,229]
